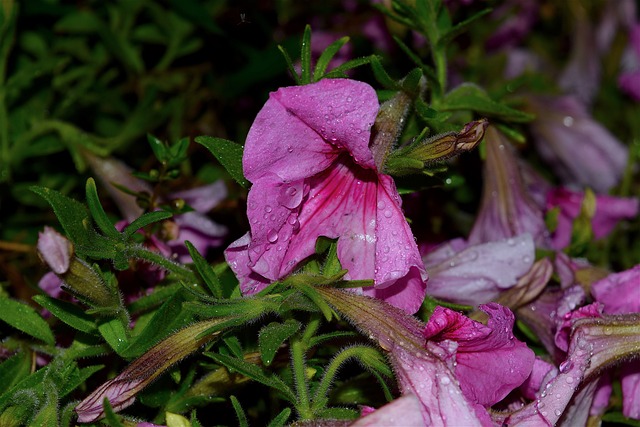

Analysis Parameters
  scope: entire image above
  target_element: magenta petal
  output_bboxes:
[621,363,640,419]
[171,180,227,213]
[424,303,535,406]
[243,79,378,182]
[225,233,271,294]
[37,226,72,275]
[591,265,640,314]
[351,394,425,426]
[520,357,558,400]
[423,234,535,305]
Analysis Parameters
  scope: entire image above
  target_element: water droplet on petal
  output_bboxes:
[252,258,269,275]
[377,201,386,210]
[267,229,279,243]
[265,205,272,213]
[383,210,393,218]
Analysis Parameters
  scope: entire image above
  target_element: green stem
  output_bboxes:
[291,337,311,419]
[301,315,322,345]
[310,346,364,412]
[432,47,447,103]
[128,246,197,283]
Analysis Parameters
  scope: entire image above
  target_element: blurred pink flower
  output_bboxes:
[619,24,640,101]
[527,95,629,193]
[546,187,639,250]
[226,79,427,313]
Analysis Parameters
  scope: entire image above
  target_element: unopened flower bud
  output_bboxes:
[370,91,412,171]
[410,118,488,164]
[37,226,73,275]
[63,258,120,308]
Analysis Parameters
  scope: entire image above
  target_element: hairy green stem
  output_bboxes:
[291,338,311,419]
[128,246,197,283]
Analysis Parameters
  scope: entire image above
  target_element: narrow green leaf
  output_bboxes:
[441,83,535,122]
[33,295,97,334]
[224,336,244,359]
[59,365,104,398]
[206,352,296,402]
[123,210,173,238]
[370,56,400,90]
[300,25,312,84]
[0,366,48,411]
[277,45,301,84]
[0,297,55,344]
[313,36,349,81]
[285,279,335,321]
[308,331,358,348]
[323,55,378,79]
[185,241,222,298]
[267,408,291,427]
[122,293,188,358]
[98,318,129,354]
[258,319,301,366]
[85,178,120,239]
[29,383,58,427]
[195,136,249,188]
[230,396,249,427]
[437,8,492,47]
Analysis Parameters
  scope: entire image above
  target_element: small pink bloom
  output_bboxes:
[226,79,427,313]
[619,24,640,101]
[592,265,640,315]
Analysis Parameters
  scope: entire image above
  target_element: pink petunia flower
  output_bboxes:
[226,79,427,313]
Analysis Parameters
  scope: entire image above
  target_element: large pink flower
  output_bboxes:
[226,79,427,313]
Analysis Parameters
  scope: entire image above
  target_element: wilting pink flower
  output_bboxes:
[547,187,639,250]
[619,24,640,101]
[226,79,427,313]
[467,126,548,247]
[422,233,535,305]
[591,265,640,419]
[485,0,538,52]
[318,288,532,425]
[527,95,629,193]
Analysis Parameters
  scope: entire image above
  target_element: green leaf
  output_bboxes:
[441,83,534,122]
[195,136,249,188]
[230,396,249,427]
[102,398,126,427]
[147,133,168,162]
[0,352,32,392]
[59,365,104,398]
[267,408,291,427]
[85,178,120,239]
[185,241,222,298]
[370,56,400,90]
[437,8,492,47]
[258,319,301,366]
[29,382,58,427]
[205,352,296,403]
[300,25,312,85]
[30,186,91,247]
[33,295,97,334]
[123,210,173,238]
[0,297,55,345]
[313,36,350,81]
[0,366,48,411]
[323,55,378,79]
[277,45,301,85]
[122,293,189,358]
[98,317,129,354]
[400,68,423,95]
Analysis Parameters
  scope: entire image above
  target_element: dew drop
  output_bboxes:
[440,376,451,385]
[267,229,279,243]
[377,201,386,210]
[563,116,574,127]
[265,205,273,213]
[252,258,269,274]
[383,210,393,218]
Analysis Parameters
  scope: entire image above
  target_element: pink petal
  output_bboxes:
[591,265,640,314]
[424,303,535,406]
[621,363,640,419]
[423,234,535,305]
[170,180,227,213]
[243,79,378,183]
[37,226,72,275]
[351,394,425,426]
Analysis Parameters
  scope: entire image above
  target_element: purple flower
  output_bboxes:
[527,95,629,193]
[467,126,548,247]
[547,187,639,250]
[226,79,427,313]
[422,233,535,305]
